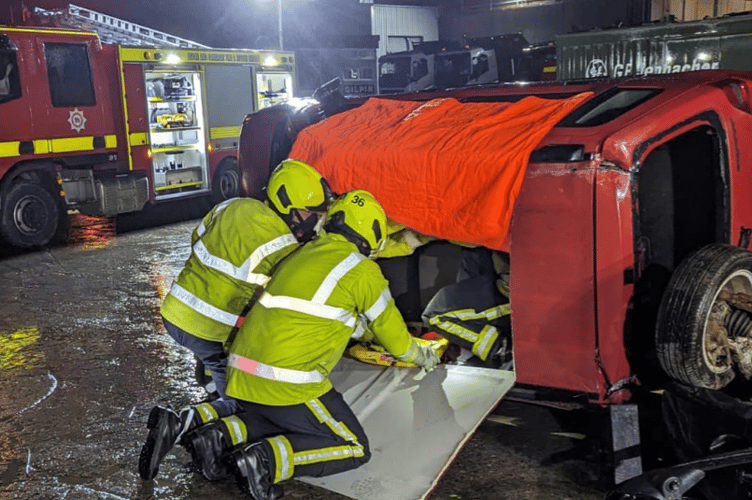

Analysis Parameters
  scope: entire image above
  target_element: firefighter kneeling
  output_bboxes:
[181,190,439,499]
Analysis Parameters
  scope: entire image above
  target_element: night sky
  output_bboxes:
[3,0,375,49]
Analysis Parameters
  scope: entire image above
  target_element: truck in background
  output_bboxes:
[295,35,379,99]
[378,33,550,94]
[0,5,295,249]
[450,33,531,84]
[518,40,557,81]
[555,11,752,81]
[296,47,378,98]
[377,40,462,94]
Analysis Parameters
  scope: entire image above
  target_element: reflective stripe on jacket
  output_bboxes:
[226,231,417,406]
[160,198,298,343]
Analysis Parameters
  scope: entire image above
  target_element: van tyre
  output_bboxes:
[212,157,239,204]
[655,243,752,390]
[1,182,59,248]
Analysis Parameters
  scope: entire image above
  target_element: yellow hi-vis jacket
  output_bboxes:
[160,197,299,343]
[226,231,421,406]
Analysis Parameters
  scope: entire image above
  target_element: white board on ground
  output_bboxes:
[300,358,516,500]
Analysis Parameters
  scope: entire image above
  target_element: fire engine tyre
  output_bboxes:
[0,182,60,248]
[212,157,239,204]
[655,243,752,390]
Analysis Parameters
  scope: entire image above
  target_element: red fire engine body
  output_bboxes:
[0,25,295,248]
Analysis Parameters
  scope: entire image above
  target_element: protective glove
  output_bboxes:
[413,343,440,373]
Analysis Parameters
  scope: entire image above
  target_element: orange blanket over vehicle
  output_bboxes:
[289,93,591,251]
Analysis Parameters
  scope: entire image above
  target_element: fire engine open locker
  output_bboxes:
[118,46,295,202]
[0,24,295,249]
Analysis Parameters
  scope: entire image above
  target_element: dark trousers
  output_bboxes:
[162,317,240,417]
[235,388,370,482]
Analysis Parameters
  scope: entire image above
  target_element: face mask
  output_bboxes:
[292,212,321,243]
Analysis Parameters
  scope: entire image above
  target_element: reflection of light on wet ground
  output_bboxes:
[0,327,42,371]
[66,212,117,251]
[18,372,56,415]
[149,262,173,303]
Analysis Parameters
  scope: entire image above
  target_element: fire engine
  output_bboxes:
[0,5,295,248]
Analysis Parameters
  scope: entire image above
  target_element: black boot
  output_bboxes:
[230,442,284,500]
[485,336,512,369]
[139,406,195,480]
[183,421,232,481]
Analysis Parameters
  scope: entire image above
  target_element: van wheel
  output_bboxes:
[0,182,59,248]
[655,244,752,390]
[212,157,239,204]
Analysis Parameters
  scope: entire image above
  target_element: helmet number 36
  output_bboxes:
[351,195,366,207]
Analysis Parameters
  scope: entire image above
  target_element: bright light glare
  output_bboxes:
[166,53,181,64]
[264,55,278,66]
[697,51,711,61]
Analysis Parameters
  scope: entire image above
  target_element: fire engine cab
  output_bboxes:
[0,17,295,248]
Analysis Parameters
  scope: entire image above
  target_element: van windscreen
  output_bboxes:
[557,88,661,127]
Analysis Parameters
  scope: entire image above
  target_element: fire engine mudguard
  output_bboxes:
[212,157,239,204]
[0,182,60,248]
[656,244,752,390]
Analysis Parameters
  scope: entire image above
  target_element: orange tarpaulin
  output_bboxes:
[290,93,591,251]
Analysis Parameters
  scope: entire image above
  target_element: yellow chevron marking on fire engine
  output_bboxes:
[0,142,20,158]
[2,27,96,37]
[0,135,118,158]
[33,139,50,154]
[209,126,241,140]
[117,48,134,171]
[129,133,148,146]
[49,137,95,153]
[118,47,280,66]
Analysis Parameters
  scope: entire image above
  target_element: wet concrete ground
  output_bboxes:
[0,202,620,500]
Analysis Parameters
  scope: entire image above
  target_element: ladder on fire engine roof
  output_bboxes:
[32,3,210,49]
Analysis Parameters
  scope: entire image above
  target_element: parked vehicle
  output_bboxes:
[236,71,752,493]
[379,34,554,94]
[377,40,462,94]
[518,40,557,81]
[296,44,379,99]
[0,24,295,248]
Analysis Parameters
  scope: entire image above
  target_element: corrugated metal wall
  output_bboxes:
[370,5,440,59]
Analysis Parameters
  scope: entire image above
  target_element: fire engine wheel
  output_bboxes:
[212,157,239,204]
[655,243,752,390]
[0,182,60,248]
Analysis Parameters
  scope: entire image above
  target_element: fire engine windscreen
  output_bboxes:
[0,36,20,103]
[289,94,591,251]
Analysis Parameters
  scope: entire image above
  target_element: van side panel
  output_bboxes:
[594,166,634,396]
[509,162,603,397]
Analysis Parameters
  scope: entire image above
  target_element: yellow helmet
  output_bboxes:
[324,190,387,258]
[266,159,334,241]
